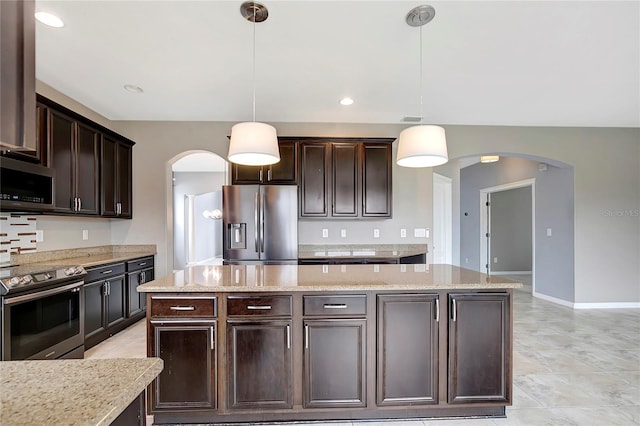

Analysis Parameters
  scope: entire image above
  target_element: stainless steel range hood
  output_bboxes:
[0,0,36,152]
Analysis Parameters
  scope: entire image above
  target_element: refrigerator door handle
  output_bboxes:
[260,191,266,253]
[254,192,260,253]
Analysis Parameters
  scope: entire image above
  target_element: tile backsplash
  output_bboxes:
[0,213,38,263]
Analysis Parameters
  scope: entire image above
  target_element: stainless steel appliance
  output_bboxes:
[223,185,297,264]
[0,157,55,211]
[1,264,86,360]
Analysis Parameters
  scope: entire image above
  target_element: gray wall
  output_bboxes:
[460,157,574,302]
[34,82,640,304]
[173,171,226,270]
[490,186,532,272]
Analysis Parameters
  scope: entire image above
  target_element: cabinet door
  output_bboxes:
[362,143,392,217]
[49,109,75,213]
[75,121,100,215]
[377,294,438,406]
[231,164,262,184]
[101,135,117,216]
[332,143,359,217]
[105,276,126,328]
[127,267,153,317]
[116,141,132,218]
[227,320,292,409]
[140,268,152,313]
[84,281,106,339]
[150,321,216,411]
[267,141,297,184]
[299,143,329,217]
[304,319,366,408]
[448,293,510,404]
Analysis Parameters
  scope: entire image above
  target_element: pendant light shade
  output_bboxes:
[396,125,448,168]
[396,5,448,168]
[227,1,280,167]
[228,122,280,166]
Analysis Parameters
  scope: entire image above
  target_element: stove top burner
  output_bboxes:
[0,264,86,296]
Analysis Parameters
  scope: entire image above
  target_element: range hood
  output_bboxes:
[0,0,37,152]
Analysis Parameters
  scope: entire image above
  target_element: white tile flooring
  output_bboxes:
[85,276,640,425]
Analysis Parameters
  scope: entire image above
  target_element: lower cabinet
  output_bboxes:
[376,294,439,406]
[226,320,293,409]
[126,256,154,318]
[84,266,126,346]
[448,292,511,404]
[150,319,217,411]
[303,319,366,408]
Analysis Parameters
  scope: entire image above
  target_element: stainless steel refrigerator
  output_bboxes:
[222,185,298,264]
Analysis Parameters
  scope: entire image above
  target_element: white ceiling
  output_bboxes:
[35,1,639,128]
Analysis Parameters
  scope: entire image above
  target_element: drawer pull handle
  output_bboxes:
[247,305,272,310]
[101,270,113,274]
[139,262,146,266]
[170,306,196,311]
[323,304,348,309]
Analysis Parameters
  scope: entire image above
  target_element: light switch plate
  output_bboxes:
[373,229,380,238]
[322,229,329,238]
[546,228,552,237]
[400,228,407,238]
[82,230,89,241]
[414,228,426,238]
[340,229,347,238]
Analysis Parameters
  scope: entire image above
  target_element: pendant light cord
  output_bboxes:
[252,7,256,122]
[419,24,423,124]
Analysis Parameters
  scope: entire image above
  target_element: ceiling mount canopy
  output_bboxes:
[396,5,448,169]
[228,1,280,166]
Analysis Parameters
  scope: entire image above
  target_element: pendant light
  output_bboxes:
[396,5,448,168]
[228,2,280,166]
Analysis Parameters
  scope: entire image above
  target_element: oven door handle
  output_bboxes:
[3,281,84,305]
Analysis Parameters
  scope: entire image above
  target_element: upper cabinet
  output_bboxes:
[231,140,298,185]
[299,138,393,219]
[0,0,36,154]
[101,135,133,218]
[49,108,100,215]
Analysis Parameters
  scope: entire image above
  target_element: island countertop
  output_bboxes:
[138,264,521,293]
[0,358,163,426]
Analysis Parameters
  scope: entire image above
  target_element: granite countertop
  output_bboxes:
[138,264,521,293]
[10,245,156,268]
[0,358,163,426]
[298,244,427,260]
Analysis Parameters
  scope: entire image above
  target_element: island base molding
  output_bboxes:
[153,406,505,424]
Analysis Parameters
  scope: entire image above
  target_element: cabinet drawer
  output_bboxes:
[227,295,292,317]
[126,256,154,272]
[151,296,217,318]
[85,262,126,282]
[304,295,367,316]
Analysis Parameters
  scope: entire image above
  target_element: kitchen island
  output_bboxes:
[0,358,163,425]
[139,264,521,424]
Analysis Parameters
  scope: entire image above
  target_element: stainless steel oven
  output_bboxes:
[1,265,86,360]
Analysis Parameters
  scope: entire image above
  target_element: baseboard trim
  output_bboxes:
[573,302,640,309]
[533,291,640,309]
[533,292,573,308]
[490,271,532,276]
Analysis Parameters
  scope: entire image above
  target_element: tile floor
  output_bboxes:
[85,276,640,425]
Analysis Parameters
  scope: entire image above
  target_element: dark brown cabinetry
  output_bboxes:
[448,293,511,404]
[84,262,126,348]
[0,0,36,153]
[303,294,366,408]
[299,138,393,219]
[226,295,293,409]
[376,294,438,406]
[148,295,217,412]
[49,109,100,214]
[231,140,298,184]
[126,256,154,318]
[102,135,133,218]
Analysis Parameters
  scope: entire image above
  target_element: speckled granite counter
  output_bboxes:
[298,244,427,260]
[138,264,521,293]
[11,245,156,268]
[0,358,163,426]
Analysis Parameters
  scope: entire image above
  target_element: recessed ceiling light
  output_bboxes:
[35,12,64,28]
[124,84,144,94]
[339,97,354,106]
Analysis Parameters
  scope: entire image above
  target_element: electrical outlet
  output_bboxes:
[547,228,553,237]
[425,228,430,238]
[465,258,469,264]
[494,257,498,263]
[373,229,380,238]
[82,230,89,241]
[400,228,407,238]
[373,264,380,272]
[35,230,44,242]
[414,228,426,238]
[322,229,329,238]
[340,229,347,238]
